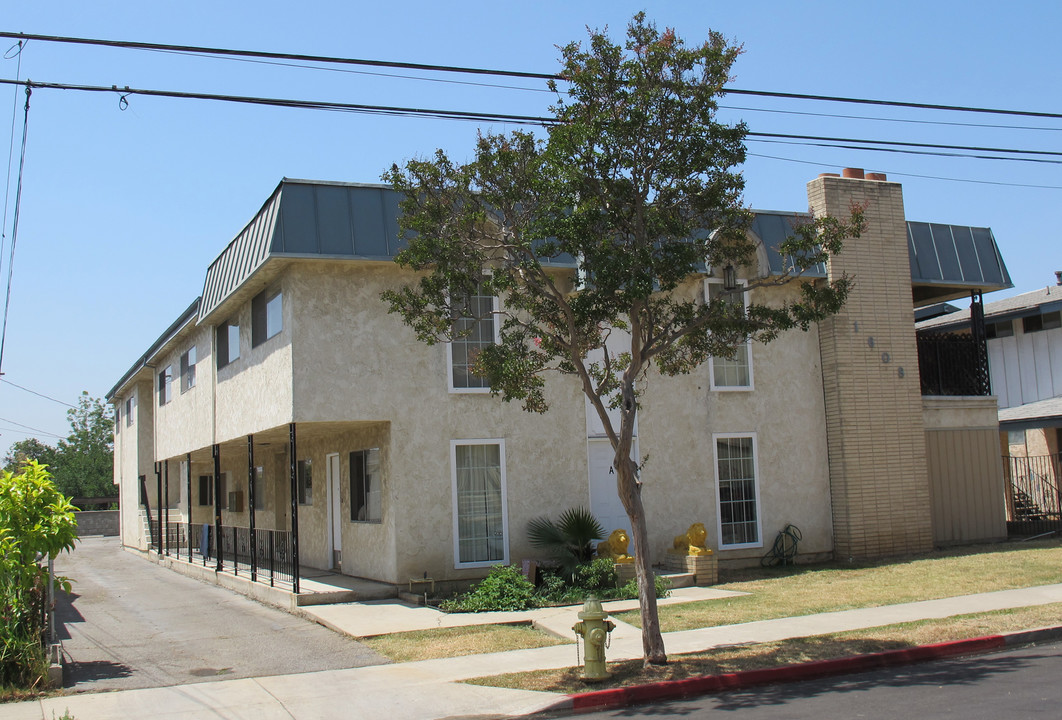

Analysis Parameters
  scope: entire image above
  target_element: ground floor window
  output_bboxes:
[198,475,213,506]
[451,440,508,567]
[297,459,312,505]
[714,433,761,548]
[350,448,382,522]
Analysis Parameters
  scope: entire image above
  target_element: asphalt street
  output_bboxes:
[545,640,1062,719]
[53,536,388,692]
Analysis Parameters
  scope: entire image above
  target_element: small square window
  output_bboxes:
[986,320,1013,339]
[180,346,197,393]
[297,459,312,505]
[1023,315,1044,334]
[1042,311,1061,331]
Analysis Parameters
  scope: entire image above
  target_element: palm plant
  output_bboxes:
[527,506,605,579]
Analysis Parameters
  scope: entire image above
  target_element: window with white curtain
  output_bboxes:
[451,440,508,567]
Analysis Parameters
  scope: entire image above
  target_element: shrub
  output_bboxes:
[0,461,77,688]
[527,507,604,578]
[440,564,537,613]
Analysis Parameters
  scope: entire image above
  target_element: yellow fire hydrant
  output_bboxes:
[572,596,615,682]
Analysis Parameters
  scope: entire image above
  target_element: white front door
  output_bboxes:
[326,453,342,570]
[587,439,633,537]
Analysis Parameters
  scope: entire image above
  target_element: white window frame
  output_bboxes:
[446,286,500,393]
[713,432,763,550]
[705,279,754,391]
[450,439,509,568]
[125,394,135,427]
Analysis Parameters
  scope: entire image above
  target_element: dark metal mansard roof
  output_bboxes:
[198,178,1011,322]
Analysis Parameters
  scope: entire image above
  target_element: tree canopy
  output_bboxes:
[3,392,115,500]
[383,14,864,665]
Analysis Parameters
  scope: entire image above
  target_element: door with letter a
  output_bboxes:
[587,438,633,537]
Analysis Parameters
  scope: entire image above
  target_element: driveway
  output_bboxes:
[54,536,388,692]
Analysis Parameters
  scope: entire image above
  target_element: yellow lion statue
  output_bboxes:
[596,529,634,564]
[670,522,712,556]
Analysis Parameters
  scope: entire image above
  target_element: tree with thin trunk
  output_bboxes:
[382,14,864,666]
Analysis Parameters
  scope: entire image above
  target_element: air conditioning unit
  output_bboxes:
[227,491,244,513]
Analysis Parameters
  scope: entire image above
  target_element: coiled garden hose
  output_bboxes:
[761,524,802,567]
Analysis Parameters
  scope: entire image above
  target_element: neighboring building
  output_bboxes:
[108,169,1013,594]
[918,279,1062,533]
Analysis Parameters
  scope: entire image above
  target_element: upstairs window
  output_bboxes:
[986,320,1014,339]
[114,406,120,433]
[125,395,135,426]
[217,319,240,368]
[158,366,173,406]
[180,345,197,393]
[1023,311,1061,334]
[252,289,283,347]
[706,280,753,390]
[448,285,498,391]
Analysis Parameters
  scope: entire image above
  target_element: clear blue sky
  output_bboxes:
[1,0,1059,454]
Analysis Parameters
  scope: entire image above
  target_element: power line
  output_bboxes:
[0,77,552,126]
[0,415,64,439]
[0,78,1057,165]
[3,31,1062,120]
[1,378,76,407]
[746,152,1062,190]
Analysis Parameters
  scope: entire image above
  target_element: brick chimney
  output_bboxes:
[808,169,934,559]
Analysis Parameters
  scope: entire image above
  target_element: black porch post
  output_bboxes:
[163,460,169,556]
[248,434,257,583]
[186,452,192,563]
[213,443,223,573]
[970,289,990,395]
[289,422,300,594]
[154,461,162,552]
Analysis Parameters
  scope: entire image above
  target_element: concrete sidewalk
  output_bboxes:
[6,583,1062,720]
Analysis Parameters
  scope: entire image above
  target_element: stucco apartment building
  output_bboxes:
[108,169,1013,592]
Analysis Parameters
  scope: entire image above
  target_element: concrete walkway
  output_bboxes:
[5,583,1062,720]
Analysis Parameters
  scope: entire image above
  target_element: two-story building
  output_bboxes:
[108,168,1014,597]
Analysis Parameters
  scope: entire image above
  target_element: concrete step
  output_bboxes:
[659,571,696,589]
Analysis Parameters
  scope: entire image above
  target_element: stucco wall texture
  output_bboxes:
[111,173,1003,585]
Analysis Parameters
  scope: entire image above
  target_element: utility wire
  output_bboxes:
[0,415,64,439]
[1,40,23,334]
[746,152,1062,190]
[0,83,28,376]
[0,378,76,408]
[3,31,1062,120]
[0,78,551,126]
[0,78,1057,164]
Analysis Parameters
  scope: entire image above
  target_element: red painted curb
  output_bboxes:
[568,634,1008,711]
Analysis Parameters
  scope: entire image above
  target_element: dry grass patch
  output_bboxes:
[469,603,1062,694]
[361,623,569,663]
[618,539,1062,632]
